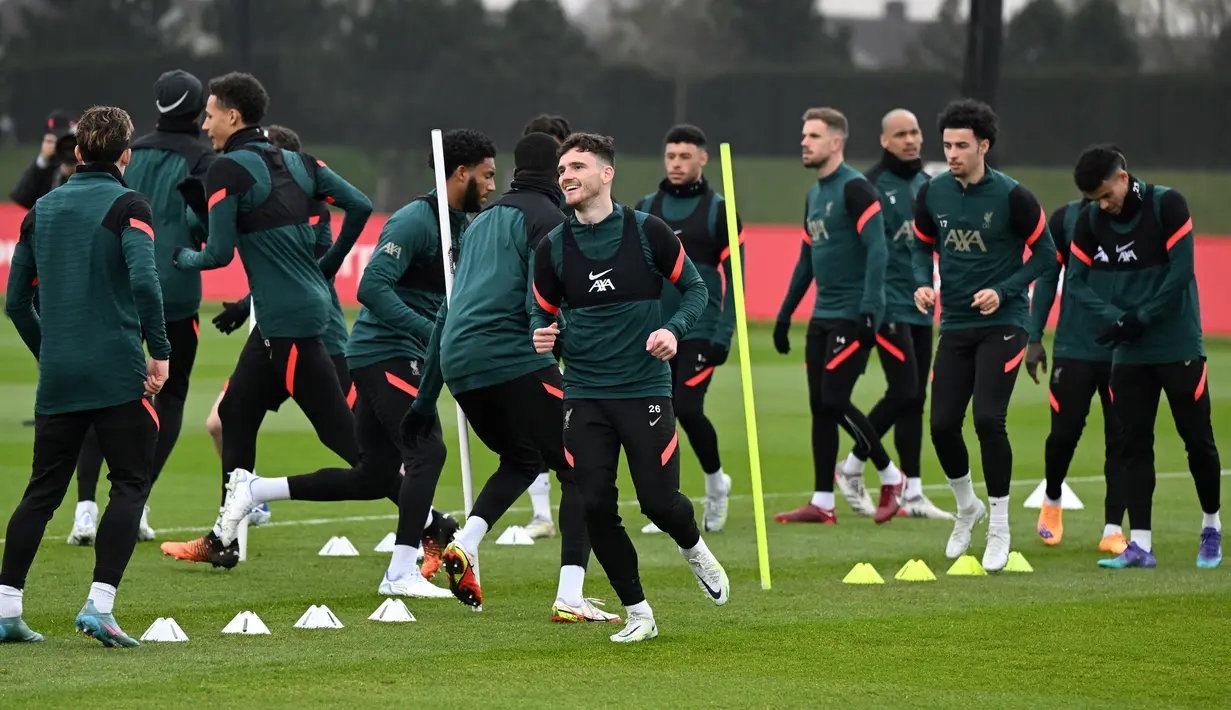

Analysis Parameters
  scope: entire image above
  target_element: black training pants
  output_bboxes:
[75,315,199,502]
[929,325,1027,498]
[1,399,158,590]
[287,359,446,549]
[805,318,891,492]
[453,366,590,570]
[219,332,359,484]
[670,339,722,474]
[1046,358,1127,526]
[853,322,933,479]
[565,397,701,607]
[1111,359,1221,531]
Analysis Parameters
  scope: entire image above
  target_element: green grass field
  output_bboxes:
[0,312,1229,708]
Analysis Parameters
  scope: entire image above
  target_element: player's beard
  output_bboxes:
[462,177,483,213]
[803,153,829,171]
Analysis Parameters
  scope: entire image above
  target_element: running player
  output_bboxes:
[636,124,740,535]
[0,106,168,646]
[1025,191,1127,553]
[773,107,905,525]
[531,132,729,643]
[837,109,951,521]
[911,99,1056,571]
[1063,145,1221,569]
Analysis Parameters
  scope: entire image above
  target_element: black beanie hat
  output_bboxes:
[515,132,561,173]
[154,69,206,119]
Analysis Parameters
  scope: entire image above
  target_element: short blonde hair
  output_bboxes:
[802,107,848,138]
[76,106,134,163]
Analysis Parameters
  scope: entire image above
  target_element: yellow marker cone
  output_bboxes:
[894,559,917,580]
[899,559,937,582]
[843,563,885,584]
[1004,551,1034,572]
[946,555,988,576]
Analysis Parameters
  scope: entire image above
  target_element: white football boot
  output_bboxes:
[703,472,732,532]
[946,499,988,559]
[67,501,98,546]
[836,469,876,516]
[137,505,156,541]
[610,612,658,643]
[378,570,454,599]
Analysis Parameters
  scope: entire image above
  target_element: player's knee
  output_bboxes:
[929,412,962,441]
[205,409,222,439]
[639,497,682,526]
[675,407,706,433]
[818,392,851,416]
[972,411,1006,439]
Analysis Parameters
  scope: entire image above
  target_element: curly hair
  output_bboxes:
[76,105,134,163]
[208,72,269,125]
[522,114,572,143]
[937,98,998,148]
[557,132,615,166]
[664,124,707,148]
[265,124,301,152]
[1073,144,1128,194]
[429,128,497,175]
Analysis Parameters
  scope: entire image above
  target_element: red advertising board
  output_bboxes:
[1,204,1229,334]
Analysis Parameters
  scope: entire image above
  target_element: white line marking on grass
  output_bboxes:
[2,470,1225,545]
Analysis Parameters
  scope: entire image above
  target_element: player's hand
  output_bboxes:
[40,133,56,161]
[646,329,677,360]
[1025,342,1048,384]
[914,287,936,313]
[398,407,437,445]
[171,246,186,269]
[707,342,729,367]
[145,358,169,396]
[972,289,1001,315]
[213,300,251,335]
[533,322,559,354]
[773,319,791,354]
[1096,313,1145,346]
[856,313,876,349]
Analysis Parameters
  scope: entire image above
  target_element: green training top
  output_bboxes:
[864,155,932,326]
[1027,199,1112,362]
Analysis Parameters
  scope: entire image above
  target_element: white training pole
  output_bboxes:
[248,300,256,333]
[430,129,476,516]
[239,301,255,561]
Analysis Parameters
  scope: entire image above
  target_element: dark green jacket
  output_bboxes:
[912,168,1057,332]
[346,190,463,369]
[5,164,170,415]
[1067,179,1202,364]
[531,204,707,399]
[778,162,888,324]
[1027,199,1112,361]
[638,178,742,350]
[175,127,372,339]
[864,153,931,326]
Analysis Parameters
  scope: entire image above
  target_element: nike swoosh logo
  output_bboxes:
[1003,335,1014,341]
[673,229,683,235]
[698,574,723,600]
[156,90,190,114]
[1116,242,1135,252]
[649,417,661,426]
[588,269,613,280]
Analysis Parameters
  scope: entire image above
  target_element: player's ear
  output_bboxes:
[119,148,131,167]
[698,150,708,168]
[602,164,615,184]
[74,145,83,163]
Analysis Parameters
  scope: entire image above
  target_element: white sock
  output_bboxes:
[949,473,977,510]
[1103,524,1123,538]
[626,600,653,619]
[0,585,22,618]
[842,452,865,475]
[1045,496,1062,508]
[455,516,489,557]
[388,544,419,580]
[905,477,922,498]
[989,495,1009,528]
[1131,529,1152,552]
[877,462,903,486]
[704,468,728,497]
[1203,512,1221,531]
[88,582,116,614]
[423,509,434,530]
[75,500,98,521]
[810,491,835,510]
[680,537,712,560]
[529,473,553,521]
[250,476,290,504]
[556,565,585,607]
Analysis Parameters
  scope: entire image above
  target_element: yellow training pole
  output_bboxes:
[719,142,771,590]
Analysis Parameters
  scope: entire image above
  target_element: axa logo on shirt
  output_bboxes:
[589,268,615,292]
[1116,241,1137,263]
[943,229,988,253]
[892,220,912,242]
[806,219,829,241]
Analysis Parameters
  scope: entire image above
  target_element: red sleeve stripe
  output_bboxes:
[1070,242,1092,266]
[31,276,37,286]
[316,159,327,167]
[308,215,321,226]
[1025,206,1045,247]
[855,201,882,234]
[802,232,812,245]
[719,233,746,262]
[129,218,154,239]
[913,222,935,244]
[534,284,559,315]
[1166,218,1192,251]
[1056,249,1064,264]
[669,241,685,283]
[325,196,337,205]
[207,188,227,211]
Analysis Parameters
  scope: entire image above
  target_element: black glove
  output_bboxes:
[856,313,876,349]
[212,300,251,335]
[176,175,208,219]
[773,319,791,354]
[171,246,185,269]
[1096,313,1145,346]
[708,342,729,367]
[399,407,438,446]
[1025,341,1048,384]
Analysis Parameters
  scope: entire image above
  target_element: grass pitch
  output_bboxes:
[0,313,1228,708]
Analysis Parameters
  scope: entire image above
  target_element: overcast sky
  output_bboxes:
[480,0,1037,21]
